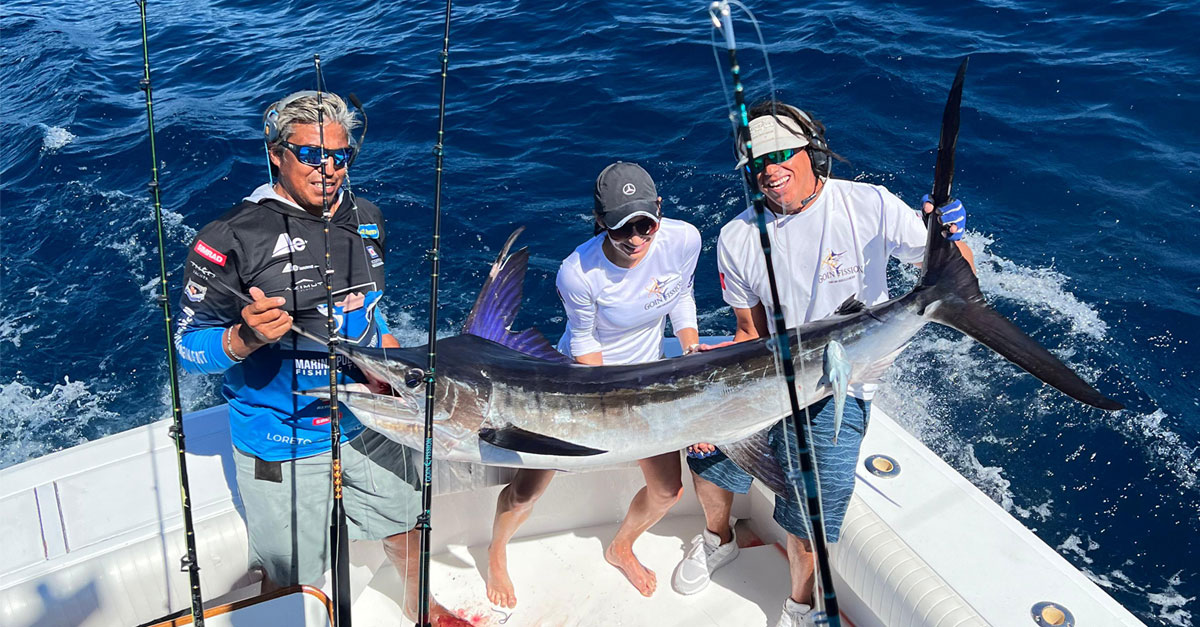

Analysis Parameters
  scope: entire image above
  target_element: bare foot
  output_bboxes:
[486,544,518,608]
[605,542,657,597]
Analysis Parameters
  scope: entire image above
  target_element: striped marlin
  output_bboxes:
[302,217,1121,488]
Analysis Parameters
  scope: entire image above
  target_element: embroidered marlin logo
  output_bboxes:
[822,250,846,271]
[646,278,667,298]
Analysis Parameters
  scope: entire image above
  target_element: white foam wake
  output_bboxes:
[39,124,75,152]
[0,377,114,469]
[1067,536,1194,627]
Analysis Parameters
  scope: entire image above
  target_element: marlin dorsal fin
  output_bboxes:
[462,228,571,363]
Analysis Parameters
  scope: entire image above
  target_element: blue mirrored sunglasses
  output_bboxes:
[280,140,354,169]
[750,148,798,172]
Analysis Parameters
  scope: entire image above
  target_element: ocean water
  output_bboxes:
[2,0,1197,623]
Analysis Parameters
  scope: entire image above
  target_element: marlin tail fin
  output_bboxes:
[917,219,1122,410]
[918,57,1120,411]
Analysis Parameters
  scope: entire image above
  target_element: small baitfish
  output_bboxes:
[823,340,851,444]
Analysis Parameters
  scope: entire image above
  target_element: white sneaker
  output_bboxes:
[671,527,739,595]
[776,597,824,627]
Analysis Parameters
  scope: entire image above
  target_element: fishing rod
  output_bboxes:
[313,55,354,627]
[708,2,842,623]
[416,0,454,624]
[135,1,205,624]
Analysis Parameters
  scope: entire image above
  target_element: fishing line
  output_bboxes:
[135,1,205,623]
[708,1,819,543]
[313,55,353,627]
[708,2,839,622]
[710,0,825,553]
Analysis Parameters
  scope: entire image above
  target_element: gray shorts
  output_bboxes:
[233,429,422,586]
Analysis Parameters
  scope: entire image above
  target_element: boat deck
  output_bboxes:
[367,515,789,626]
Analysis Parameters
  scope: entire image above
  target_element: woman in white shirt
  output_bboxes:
[486,162,702,607]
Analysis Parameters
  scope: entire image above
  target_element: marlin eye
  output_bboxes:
[405,368,424,388]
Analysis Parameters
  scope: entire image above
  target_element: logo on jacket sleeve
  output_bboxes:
[272,233,308,257]
[193,240,227,266]
[357,224,379,238]
[365,245,384,267]
[185,279,208,302]
[189,260,216,280]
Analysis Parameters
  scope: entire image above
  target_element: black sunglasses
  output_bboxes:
[608,218,660,240]
[750,148,798,172]
[280,140,355,169]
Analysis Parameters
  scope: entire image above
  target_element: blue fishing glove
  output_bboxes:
[922,194,966,241]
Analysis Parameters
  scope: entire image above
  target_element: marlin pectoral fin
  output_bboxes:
[478,425,606,457]
[834,296,867,316]
[719,427,789,497]
[824,340,852,444]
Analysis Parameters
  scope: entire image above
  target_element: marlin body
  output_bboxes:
[338,296,916,469]
[312,222,1121,477]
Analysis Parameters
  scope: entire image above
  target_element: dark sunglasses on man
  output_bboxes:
[280,140,355,169]
[607,217,660,240]
[749,148,798,173]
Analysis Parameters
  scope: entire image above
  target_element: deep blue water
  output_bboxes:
[2,0,1198,623]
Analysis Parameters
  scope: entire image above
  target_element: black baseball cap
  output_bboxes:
[593,161,661,230]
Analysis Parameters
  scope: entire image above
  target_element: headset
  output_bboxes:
[781,104,832,180]
[263,90,321,144]
[738,103,833,181]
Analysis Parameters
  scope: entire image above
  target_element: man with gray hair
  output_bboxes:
[175,91,468,624]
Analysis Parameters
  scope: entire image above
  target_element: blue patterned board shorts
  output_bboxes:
[688,396,870,543]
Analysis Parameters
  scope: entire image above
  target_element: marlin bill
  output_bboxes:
[301,221,1122,477]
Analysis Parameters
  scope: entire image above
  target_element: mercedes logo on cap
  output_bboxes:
[622,183,636,195]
